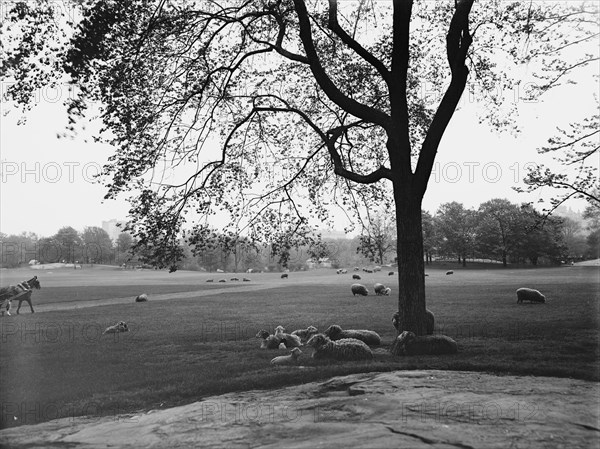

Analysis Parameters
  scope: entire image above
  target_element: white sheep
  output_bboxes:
[341,269,348,274]
[392,310,435,335]
[351,283,368,296]
[516,288,546,304]
[274,325,302,347]
[256,329,281,349]
[135,293,148,302]
[374,283,391,296]
[324,324,381,345]
[291,325,318,343]
[103,321,129,335]
[390,331,458,356]
[271,348,302,365]
[307,334,373,361]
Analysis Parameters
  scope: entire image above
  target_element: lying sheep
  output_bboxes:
[336,269,343,274]
[324,324,381,345]
[390,331,458,356]
[230,277,239,281]
[446,270,454,275]
[352,274,361,280]
[516,288,546,304]
[341,269,348,274]
[353,267,360,271]
[351,283,369,296]
[307,334,373,361]
[206,279,214,283]
[135,293,148,302]
[274,325,302,347]
[281,273,289,279]
[243,277,251,282]
[219,279,226,283]
[271,348,302,365]
[103,321,129,335]
[388,271,394,276]
[256,329,282,349]
[291,325,318,343]
[392,310,435,335]
[374,283,391,296]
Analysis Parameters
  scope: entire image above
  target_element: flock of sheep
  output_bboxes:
[257,324,379,365]
[113,270,548,361]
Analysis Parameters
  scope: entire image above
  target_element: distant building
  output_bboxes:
[102,219,126,241]
[318,229,349,240]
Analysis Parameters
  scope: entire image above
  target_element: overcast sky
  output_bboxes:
[0,8,596,238]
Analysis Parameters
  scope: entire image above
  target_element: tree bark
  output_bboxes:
[394,190,427,336]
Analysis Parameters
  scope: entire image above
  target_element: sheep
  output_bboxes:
[274,325,302,347]
[446,270,454,275]
[307,334,373,361]
[392,309,435,335]
[243,277,251,282]
[353,267,360,271]
[281,273,289,279]
[390,331,458,356]
[351,283,369,296]
[374,283,391,296]
[340,269,348,274]
[516,288,546,304]
[219,279,226,283]
[271,348,302,365]
[230,277,239,281]
[206,279,214,283]
[388,271,394,276]
[291,325,318,343]
[256,329,282,349]
[374,266,381,272]
[103,321,129,335]
[135,293,148,302]
[352,274,361,280]
[336,269,343,274]
[324,324,381,346]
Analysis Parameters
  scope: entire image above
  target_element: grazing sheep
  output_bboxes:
[392,309,435,335]
[516,288,546,304]
[230,277,239,281]
[219,279,226,283]
[135,293,148,302]
[291,325,319,343]
[364,269,374,273]
[353,267,360,271]
[103,321,129,335]
[388,271,394,276]
[340,269,348,274]
[206,279,214,283]
[324,324,381,346]
[374,283,391,296]
[243,277,251,282]
[351,283,369,296]
[274,325,302,347]
[281,273,289,279]
[307,334,373,361]
[256,329,282,349]
[352,274,361,280]
[446,270,454,275]
[390,331,458,356]
[271,348,302,365]
[425,274,429,277]
[336,269,343,274]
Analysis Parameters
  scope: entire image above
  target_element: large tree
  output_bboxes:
[3,1,596,337]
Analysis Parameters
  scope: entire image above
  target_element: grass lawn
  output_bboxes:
[0,264,598,428]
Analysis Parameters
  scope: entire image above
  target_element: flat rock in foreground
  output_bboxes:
[1,370,598,448]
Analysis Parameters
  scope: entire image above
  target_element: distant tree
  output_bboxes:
[421,210,439,265]
[435,202,476,266]
[0,232,38,268]
[356,214,396,265]
[81,226,113,264]
[475,199,522,267]
[516,205,567,265]
[559,217,587,260]
[53,227,82,263]
[115,232,135,265]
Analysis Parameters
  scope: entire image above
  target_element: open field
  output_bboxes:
[0,264,598,429]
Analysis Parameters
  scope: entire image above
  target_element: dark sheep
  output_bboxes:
[352,274,361,280]
[350,284,369,296]
[390,331,457,356]
[281,273,289,279]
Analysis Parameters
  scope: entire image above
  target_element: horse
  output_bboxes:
[0,276,41,315]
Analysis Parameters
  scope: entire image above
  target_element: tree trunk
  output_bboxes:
[502,251,507,267]
[462,255,466,267]
[394,194,427,336]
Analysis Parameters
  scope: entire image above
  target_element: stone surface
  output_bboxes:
[1,370,599,448]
